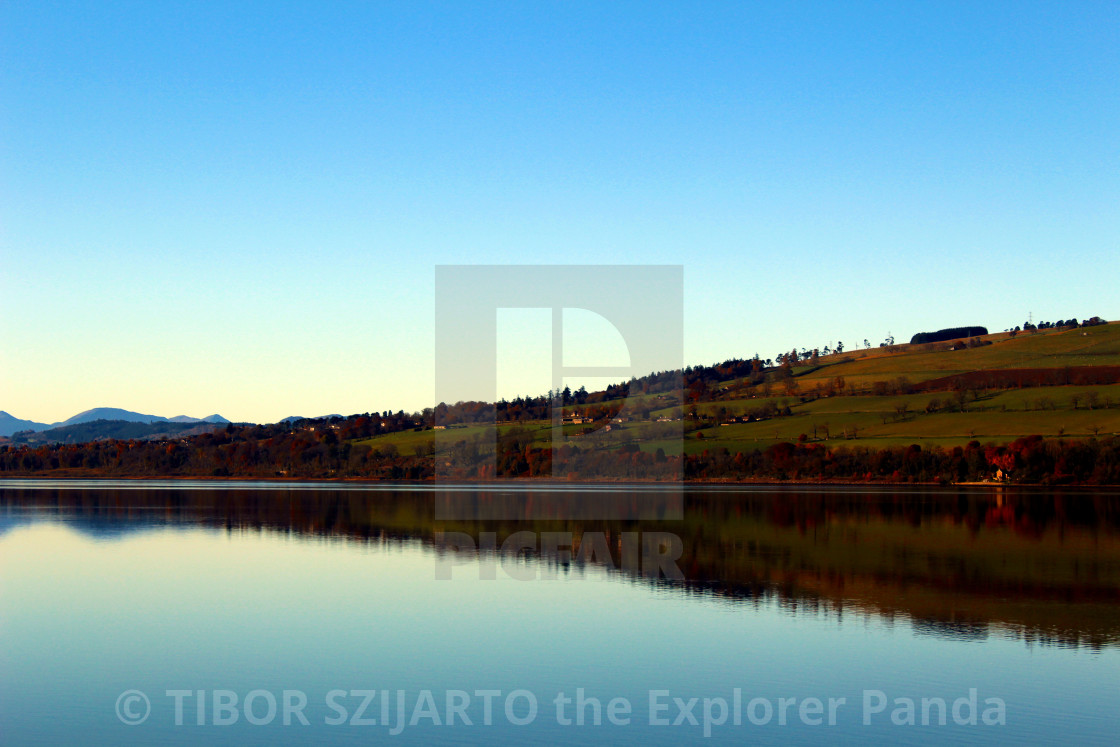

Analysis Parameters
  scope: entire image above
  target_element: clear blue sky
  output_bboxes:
[2,1,1117,424]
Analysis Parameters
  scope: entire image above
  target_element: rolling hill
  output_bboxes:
[351,319,1120,457]
[3,318,1118,483]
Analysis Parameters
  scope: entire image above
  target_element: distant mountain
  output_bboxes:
[167,414,229,423]
[55,408,230,427]
[8,419,220,446]
[0,411,49,437]
[56,407,168,427]
[0,408,232,437]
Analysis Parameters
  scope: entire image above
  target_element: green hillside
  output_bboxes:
[351,321,1120,457]
[794,321,1120,389]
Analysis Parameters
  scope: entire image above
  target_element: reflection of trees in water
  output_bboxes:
[2,485,1118,649]
[912,619,992,641]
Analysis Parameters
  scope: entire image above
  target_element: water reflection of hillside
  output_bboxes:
[2,483,1118,649]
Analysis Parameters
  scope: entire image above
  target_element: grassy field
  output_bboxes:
[682,406,1120,455]
[794,323,1120,389]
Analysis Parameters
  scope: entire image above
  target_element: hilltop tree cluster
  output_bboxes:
[909,327,989,345]
[1018,316,1107,333]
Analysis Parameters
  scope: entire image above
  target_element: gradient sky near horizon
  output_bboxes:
[2,1,1118,424]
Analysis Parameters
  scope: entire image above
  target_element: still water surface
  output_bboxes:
[1,480,1118,745]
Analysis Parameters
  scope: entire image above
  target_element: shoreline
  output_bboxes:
[0,473,1113,488]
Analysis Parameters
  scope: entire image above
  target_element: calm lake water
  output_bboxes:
[1,480,1118,745]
